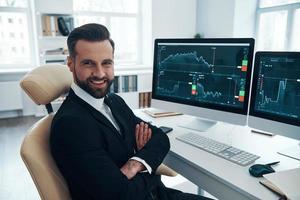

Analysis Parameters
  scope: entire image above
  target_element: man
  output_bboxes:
[50,23,212,200]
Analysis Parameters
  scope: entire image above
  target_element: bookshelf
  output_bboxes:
[35,0,74,65]
[37,13,74,65]
[114,70,153,109]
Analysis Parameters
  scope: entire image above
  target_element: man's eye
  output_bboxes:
[103,61,113,65]
[83,61,93,65]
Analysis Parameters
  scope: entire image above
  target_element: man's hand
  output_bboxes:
[121,122,151,179]
[120,160,145,179]
[135,122,152,151]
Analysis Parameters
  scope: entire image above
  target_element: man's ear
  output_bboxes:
[67,56,74,72]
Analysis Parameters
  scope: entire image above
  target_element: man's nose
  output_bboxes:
[94,64,105,77]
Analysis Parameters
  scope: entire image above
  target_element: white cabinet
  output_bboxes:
[0,81,23,111]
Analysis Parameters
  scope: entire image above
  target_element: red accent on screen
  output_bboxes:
[241,66,247,72]
[239,96,245,102]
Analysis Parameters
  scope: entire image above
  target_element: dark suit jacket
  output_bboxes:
[50,89,170,200]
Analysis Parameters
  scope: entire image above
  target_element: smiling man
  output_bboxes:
[50,23,212,200]
[69,39,114,98]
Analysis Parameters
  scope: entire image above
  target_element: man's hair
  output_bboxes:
[67,23,115,58]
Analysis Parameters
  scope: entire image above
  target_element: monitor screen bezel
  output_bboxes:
[249,51,300,127]
[152,38,255,115]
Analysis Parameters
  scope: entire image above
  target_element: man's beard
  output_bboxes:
[75,74,113,99]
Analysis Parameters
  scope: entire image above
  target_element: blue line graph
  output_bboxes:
[259,79,286,107]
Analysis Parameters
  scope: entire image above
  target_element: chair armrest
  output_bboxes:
[155,164,177,177]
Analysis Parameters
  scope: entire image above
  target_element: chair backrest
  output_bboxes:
[20,64,72,106]
[20,64,72,200]
[21,113,71,200]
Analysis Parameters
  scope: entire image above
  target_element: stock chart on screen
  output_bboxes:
[155,42,251,109]
[254,55,300,119]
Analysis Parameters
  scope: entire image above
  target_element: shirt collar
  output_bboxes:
[71,82,104,111]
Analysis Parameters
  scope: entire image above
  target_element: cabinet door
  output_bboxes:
[117,92,139,109]
[0,82,23,111]
[138,73,152,92]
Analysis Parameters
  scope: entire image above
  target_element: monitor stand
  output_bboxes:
[277,142,300,161]
[251,129,274,136]
[179,117,217,132]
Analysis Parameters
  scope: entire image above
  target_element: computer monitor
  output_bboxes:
[248,51,300,160]
[151,38,255,131]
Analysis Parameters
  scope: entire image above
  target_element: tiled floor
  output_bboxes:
[0,116,40,200]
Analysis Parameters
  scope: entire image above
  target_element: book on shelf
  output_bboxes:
[109,75,138,94]
[128,75,133,92]
[149,92,152,102]
[49,16,56,36]
[144,92,148,108]
[43,47,68,55]
[124,76,129,92]
[139,93,143,108]
[128,75,137,92]
[139,92,152,108]
[41,47,68,64]
[119,75,138,93]
[42,15,57,36]
[110,76,120,93]
[45,59,66,64]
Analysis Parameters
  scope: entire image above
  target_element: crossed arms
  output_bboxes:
[121,121,153,179]
[51,113,170,200]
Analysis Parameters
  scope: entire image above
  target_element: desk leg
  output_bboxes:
[197,187,204,196]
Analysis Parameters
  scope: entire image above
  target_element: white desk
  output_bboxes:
[135,109,300,200]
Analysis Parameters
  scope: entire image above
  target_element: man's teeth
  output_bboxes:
[91,80,105,84]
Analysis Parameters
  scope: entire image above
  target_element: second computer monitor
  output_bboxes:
[151,38,255,128]
[248,51,300,160]
[249,51,300,140]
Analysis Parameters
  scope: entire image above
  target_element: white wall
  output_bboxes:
[233,0,258,38]
[152,0,197,39]
[196,0,257,38]
[150,0,197,66]
[0,72,37,118]
[196,0,235,38]
[34,0,73,14]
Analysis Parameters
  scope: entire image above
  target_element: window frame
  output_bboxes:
[73,0,143,66]
[255,1,300,51]
[0,0,37,70]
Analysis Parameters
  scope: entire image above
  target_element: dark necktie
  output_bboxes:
[104,96,123,135]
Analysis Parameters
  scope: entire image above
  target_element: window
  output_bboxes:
[73,0,141,65]
[290,9,300,50]
[0,0,34,67]
[259,0,300,8]
[256,0,300,50]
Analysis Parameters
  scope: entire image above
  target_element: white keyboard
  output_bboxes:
[176,132,260,166]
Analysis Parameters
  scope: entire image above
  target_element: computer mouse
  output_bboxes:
[249,164,275,177]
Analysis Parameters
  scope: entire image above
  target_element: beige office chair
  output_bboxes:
[20,64,177,200]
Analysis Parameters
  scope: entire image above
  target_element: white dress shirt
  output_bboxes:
[71,83,152,174]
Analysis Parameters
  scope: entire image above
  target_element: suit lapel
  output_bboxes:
[68,90,123,139]
[104,94,134,148]
[112,110,135,156]
[105,94,136,157]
